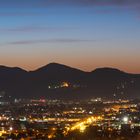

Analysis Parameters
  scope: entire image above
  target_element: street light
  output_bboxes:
[123,116,128,123]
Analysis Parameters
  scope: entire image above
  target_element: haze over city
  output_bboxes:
[0,0,140,73]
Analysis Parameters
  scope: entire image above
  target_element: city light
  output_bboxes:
[0,97,139,139]
[123,116,129,123]
[9,127,13,131]
[79,125,86,133]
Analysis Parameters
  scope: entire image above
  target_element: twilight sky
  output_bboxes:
[0,0,140,73]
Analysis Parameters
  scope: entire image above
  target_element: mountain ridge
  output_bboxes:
[0,62,139,99]
[0,63,139,74]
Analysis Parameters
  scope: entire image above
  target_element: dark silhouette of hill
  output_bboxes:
[0,63,139,99]
[31,62,87,82]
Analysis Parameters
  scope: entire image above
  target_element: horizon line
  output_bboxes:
[0,62,139,75]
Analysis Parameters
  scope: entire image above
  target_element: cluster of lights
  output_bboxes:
[70,116,103,133]
[48,82,69,89]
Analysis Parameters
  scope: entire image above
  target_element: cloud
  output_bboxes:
[1,0,140,8]
[0,12,43,17]
[7,39,94,45]
[0,0,39,8]
[39,0,140,8]
[45,0,140,15]
[0,0,140,17]
[0,26,70,32]
[45,0,140,6]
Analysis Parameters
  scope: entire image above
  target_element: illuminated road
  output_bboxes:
[66,116,103,133]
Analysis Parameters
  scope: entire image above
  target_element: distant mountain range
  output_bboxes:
[0,63,140,99]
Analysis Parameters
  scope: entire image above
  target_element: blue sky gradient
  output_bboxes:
[0,0,140,73]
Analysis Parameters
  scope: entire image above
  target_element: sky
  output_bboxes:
[0,0,140,73]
